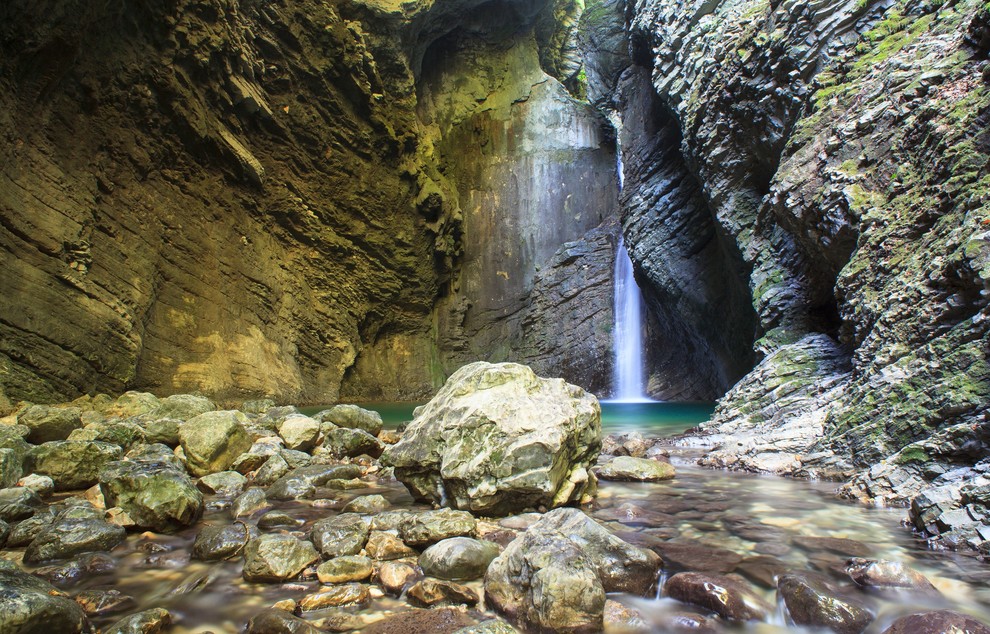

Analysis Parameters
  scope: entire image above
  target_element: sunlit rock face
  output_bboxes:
[0,0,617,404]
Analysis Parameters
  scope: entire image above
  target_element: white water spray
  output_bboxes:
[613,238,649,401]
[611,127,651,402]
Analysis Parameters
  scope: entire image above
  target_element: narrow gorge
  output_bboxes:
[1,0,989,631]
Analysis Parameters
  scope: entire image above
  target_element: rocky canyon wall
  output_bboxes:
[3,0,675,405]
[614,0,990,548]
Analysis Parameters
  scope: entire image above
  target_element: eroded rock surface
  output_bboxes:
[384,362,601,516]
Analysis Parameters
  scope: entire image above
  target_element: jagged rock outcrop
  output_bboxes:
[615,0,990,549]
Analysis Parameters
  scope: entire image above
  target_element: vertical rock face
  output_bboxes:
[0,0,618,404]
[346,3,619,397]
[618,0,989,546]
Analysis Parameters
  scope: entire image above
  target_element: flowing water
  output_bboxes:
[11,403,990,633]
[612,239,650,402]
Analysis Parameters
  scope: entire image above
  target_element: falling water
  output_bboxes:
[613,238,649,401]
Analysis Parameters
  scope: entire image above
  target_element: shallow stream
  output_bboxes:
[8,403,990,633]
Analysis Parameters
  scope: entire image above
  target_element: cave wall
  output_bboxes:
[0,0,627,405]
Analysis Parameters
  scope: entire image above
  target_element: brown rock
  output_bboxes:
[378,561,419,595]
[777,572,874,634]
[298,583,370,611]
[664,572,771,621]
[881,610,990,634]
[366,531,417,561]
[362,608,475,634]
[845,558,939,595]
[406,579,479,607]
[792,536,873,558]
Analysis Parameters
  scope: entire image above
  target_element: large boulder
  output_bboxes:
[98,445,204,532]
[484,508,661,633]
[179,411,253,477]
[383,362,601,515]
[18,405,84,444]
[0,568,91,632]
[25,441,123,491]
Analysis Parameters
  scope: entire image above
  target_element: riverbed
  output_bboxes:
[6,402,990,633]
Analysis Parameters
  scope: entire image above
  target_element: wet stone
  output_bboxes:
[361,607,475,634]
[0,568,91,632]
[881,610,990,633]
[99,450,204,532]
[736,555,789,589]
[247,608,323,634]
[419,537,500,581]
[310,513,369,558]
[603,599,649,632]
[793,535,873,557]
[316,555,374,583]
[232,488,271,518]
[651,540,743,574]
[103,607,172,634]
[407,578,479,607]
[299,583,370,610]
[399,508,476,547]
[0,447,21,489]
[34,552,116,587]
[652,611,724,634]
[7,509,56,547]
[197,470,248,497]
[453,620,519,634]
[0,486,43,521]
[664,572,772,621]
[342,494,390,514]
[845,558,940,595]
[192,521,256,560]
[24,511,126,563]
[73,588,136,615]
[0,518,8,547]
[370,510,413,531]
[258,510,301,529]
[366,530,417,560]
[243,533,320,582]
[378,561,418,595]
[598,456,676,482]
[778,572,875,634]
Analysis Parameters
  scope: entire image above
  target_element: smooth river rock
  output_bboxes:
[664,572,771,622]
[419,537,500,581]
[777,572,874,633]
[881,610,990,633]
[597,456,675,482]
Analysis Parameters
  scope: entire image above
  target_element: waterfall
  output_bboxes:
[610,114,651,402]
[613,238,649,401]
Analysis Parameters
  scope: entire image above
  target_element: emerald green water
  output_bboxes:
[302,401,715,434]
